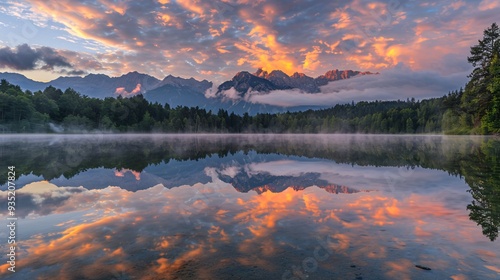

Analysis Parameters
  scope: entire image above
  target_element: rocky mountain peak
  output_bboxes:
[291,72,307,78]
[254,69,290,80]
[217,67,376,95]
[268,70,289,79]
[234,71,254,79]
[254,68,268,78]
[217,71,281,94]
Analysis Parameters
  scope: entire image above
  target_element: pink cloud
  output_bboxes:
[114,83,142,97]
[114,168,141,180]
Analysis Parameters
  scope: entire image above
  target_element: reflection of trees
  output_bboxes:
[464,139,500,241]
[0,135,499,241]
[0,136,248,184]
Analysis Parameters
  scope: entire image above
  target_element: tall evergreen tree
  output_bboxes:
[463,23,500,127]
[484,54,500,133]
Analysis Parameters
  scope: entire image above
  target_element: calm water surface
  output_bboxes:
[0,134,499,280]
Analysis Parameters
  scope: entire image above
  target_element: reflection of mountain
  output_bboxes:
[49,166,211,192]
[218,171,326,193]
[218,170,366,194]
[0,135,499,241]
[47,158,221,192]
[255,184,366,195]
[295,184,370,194]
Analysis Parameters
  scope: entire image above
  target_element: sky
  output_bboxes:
[0,0,499,87]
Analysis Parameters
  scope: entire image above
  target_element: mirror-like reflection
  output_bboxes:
[0,134,499,279]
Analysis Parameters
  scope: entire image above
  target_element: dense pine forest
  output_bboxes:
[0,23,499,134]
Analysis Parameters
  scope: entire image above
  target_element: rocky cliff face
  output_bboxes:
[217,71,285,95]
[315,69,375,86]
[255,69,318,92]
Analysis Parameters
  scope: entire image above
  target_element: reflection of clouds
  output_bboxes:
[218,165,241,178]
[348,196,401,226]
[113,168,141,180]
[0,181,86,218]
[385,259,414,280]
[234,188,299,239]
[1,177,499,279]
[18,181,86,205]
[17,181,60,194]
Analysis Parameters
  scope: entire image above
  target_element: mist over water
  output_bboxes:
[0,134,499,279]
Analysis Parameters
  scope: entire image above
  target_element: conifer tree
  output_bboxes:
[463,23,500,127]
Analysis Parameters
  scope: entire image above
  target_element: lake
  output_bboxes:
[0,134,499,279]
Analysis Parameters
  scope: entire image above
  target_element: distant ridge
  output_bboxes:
[0,68,376,115]
[0,71,210,99]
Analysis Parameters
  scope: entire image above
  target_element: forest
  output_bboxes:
[0,23,499,134]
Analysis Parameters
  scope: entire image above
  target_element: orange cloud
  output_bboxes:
[303,46,322,71]
[385,259,413,280]
[261,4,277,22]
[157,13,171,24]
[27,1,124,49]
[233,188,300,244]
[101,0,127,15]
[113,168,142,180]
[347,53,390,69]
[192,52,210,64]
[176,0,205,16]
[114,84,142,97]
[234,8,304,75]
[330,8,352,29]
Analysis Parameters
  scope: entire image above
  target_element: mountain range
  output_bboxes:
[217,68,375,95]
[0,69,376,114]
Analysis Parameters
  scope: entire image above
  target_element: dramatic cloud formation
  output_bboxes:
[0,0,498,85]
[0,43,102,76]
[0,44,71,70]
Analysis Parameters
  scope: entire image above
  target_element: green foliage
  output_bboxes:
[461,22,500,132]
[465,139,500,241]
[62,115,94,131]
[483,54,500,133]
